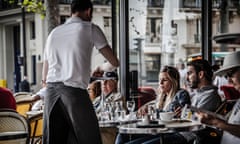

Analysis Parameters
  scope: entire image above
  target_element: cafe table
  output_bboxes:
[118,119,203,143]
[99,119,139,144]
[26,110,43,116]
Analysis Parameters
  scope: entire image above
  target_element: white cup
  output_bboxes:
[159,112,175,121]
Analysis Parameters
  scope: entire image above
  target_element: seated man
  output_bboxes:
[198,51,240,144]
[93,71,123,114]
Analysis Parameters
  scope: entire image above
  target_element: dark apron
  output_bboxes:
[43,82,102,144]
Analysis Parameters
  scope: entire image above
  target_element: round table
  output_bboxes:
[118,119,203,135]
[118,119,203,143]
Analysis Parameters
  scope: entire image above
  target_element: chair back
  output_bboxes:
[15,95,33,117]
[220,85,240,100]
[14,92,32,97]
[215,99,237,116]
[0,109,30,144]
[137,87,156,109]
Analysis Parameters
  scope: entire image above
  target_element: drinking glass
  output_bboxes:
[127,100,135,120]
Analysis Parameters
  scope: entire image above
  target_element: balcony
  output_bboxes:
[59,0,72,4]
[0,1,19,11]
[179,0,238,12]
[147,0,164,7]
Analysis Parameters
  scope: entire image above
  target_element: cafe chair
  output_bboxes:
[14,92,32,103]
[220,85,240,100]
[16,98,33,117]
[28,112,43,144]
[215,99,237,117]
[0,108,30,144]
[137,87,156,109]
[14,92,32,96]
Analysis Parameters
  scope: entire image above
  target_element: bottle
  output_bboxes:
[181,104,188,119]
[181,104,192,120]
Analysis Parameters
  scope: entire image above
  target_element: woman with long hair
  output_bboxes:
[115,66,191,144]
[138,65,191,116]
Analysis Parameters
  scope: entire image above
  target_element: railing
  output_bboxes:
[180,0,236,9]
[59,0,72,4]
[59,0,112,5]
[147,0,164,7]
[0,0,19,11]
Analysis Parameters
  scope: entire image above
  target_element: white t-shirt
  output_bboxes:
[221,99,240,144]
[44,17,108,89]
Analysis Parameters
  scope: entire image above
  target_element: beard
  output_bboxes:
[188,77,200,89]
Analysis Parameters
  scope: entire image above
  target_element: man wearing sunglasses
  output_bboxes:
[198,51,240,144]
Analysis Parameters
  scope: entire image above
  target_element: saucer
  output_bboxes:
[136,122,165,128]
[159,119,175,123]
[159,119,192,123]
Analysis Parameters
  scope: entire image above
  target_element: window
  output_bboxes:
[145,54,161,82]
[30,21,35,39]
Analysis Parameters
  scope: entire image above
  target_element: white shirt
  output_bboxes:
[44,17,108,89]
[31,87,46,111]
[221,99,240,144]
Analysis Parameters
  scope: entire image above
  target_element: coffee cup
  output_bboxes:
[159,112,175,121]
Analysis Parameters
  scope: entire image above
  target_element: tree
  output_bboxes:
[45,0,60,33]
[6,0,46,19]
[6,0,60,33]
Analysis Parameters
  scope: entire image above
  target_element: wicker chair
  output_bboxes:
[14,92,32,98]
[0,109,30,144]
[15,95,33,117]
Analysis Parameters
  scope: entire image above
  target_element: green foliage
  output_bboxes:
[6,0,46,19]
[21,0,46,19]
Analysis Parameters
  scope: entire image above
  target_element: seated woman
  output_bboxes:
[88,81,101,102]
[115,66,191,144]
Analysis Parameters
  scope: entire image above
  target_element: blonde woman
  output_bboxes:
[138,65,191,117]
[115,66,191,144]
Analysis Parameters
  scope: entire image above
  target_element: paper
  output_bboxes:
[189,106,226,121]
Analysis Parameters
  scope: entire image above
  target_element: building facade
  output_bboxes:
[0,0,240,92]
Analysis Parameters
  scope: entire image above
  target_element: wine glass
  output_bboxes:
[127,100,135,120]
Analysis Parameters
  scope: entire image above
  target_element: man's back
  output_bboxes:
[44,17,109,89]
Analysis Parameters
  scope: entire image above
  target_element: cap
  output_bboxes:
[102,71,118,80]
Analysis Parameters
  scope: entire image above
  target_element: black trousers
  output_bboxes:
[43,82,102,144]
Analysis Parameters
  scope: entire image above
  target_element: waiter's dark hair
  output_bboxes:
[71,0,93,13]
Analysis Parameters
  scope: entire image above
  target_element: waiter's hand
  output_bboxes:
[92,66,104,77]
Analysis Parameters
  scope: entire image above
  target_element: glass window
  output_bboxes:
[126,0,240,92]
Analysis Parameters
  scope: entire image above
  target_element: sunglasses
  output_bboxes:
[225,68,240,78]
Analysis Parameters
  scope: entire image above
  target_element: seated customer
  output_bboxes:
[0,87,16,110]
[128,60,222,144]
[88,81,101,102]
[197,51,240,144]
[30,82,47,111]
[93,71,123,113]
[137,65,191,116]
[115,66,191,144]
[31,87,47,111]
